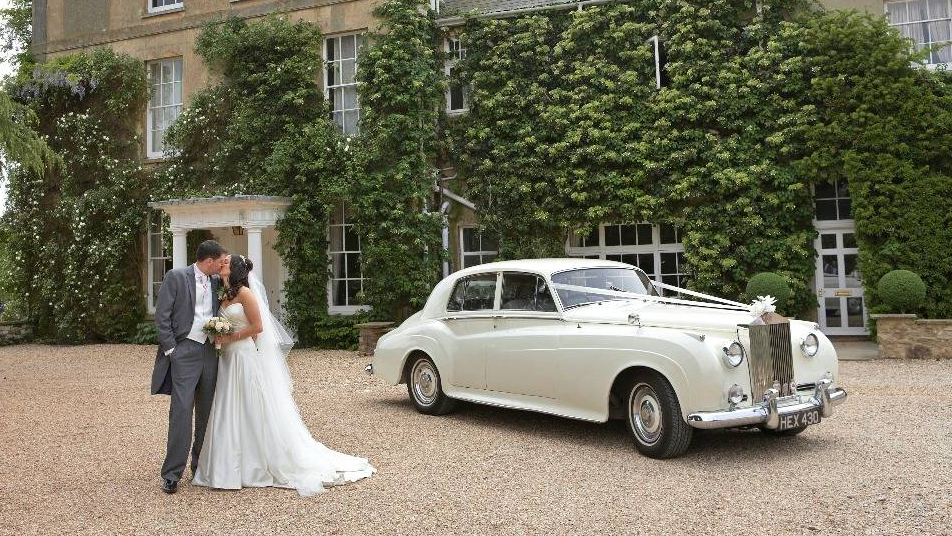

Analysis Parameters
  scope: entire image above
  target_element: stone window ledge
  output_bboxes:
[142,6,185,19]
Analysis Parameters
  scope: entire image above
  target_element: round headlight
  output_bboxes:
[801,333,820,356]
[722,341,745,368]
[728,384,746,405]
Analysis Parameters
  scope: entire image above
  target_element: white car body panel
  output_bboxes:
[372,259,839,423]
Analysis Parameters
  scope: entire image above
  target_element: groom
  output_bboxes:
[152,239,227,494]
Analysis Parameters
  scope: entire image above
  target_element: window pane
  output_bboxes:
[333,279,346,306]
[636,224,653,245]
[660,252,679,275]
[341,34,356,59]
[463,254,481,268]
[823,255,839,287]
[450,83,464,110]
[820,234,836,249]
[888,2,909,24]
[152,259,167,282]
[660,224,679,244]
[462,228,479,252]
[815,199,837,220]
[836,179,849,198]
[332,253,345,278]
[535,278,557,312]
[481,253,498,264]
[462,274,497,310]
[605,254,620,262]
[346,252,361,279]
[842,233,857,248]
[619,225,636,246]
[604,225,620,246]
[825,298,842,327]
[930,0,949,18]
[933,43,951,64]
[342,59,356,85]
[838,198,852,219]
[501,273,537,310]
[910,0,929,21]
[344,225,359,251]
[152,127,165,154]
[638,253,655,276]
[815,181,836,199]
[929,20,951,42]
[344,110,359,135]
[847,297,865,327]
[844,254,861,288]
[343,86,358,110]
[327,37,337,61]
[447,280,465,311]
[346,280,361,304]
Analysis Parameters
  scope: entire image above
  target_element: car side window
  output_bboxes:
[501,273,558,312]
[447,273,498,312]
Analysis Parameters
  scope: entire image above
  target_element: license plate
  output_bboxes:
[777,408,821,430]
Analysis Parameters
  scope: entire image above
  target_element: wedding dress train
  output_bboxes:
[193,277,375,496]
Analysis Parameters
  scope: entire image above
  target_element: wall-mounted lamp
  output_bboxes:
[232,226,244,236]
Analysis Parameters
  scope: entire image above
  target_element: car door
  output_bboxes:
[486,272,565,398]
[441,272,500,390]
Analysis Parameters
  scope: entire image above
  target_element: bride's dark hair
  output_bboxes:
[225,255,254,302]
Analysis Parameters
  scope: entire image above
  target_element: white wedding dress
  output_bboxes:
[193,276,375,496]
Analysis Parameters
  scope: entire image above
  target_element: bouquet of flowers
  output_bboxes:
[203,317,235,350]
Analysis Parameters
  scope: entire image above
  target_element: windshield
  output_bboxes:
[551,267,656,309]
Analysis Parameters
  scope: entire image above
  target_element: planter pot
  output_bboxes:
[871,314,952,359]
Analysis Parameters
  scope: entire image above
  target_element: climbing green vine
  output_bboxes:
[451,0,952,318]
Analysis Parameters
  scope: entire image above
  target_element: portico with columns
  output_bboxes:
[148,196,293,318]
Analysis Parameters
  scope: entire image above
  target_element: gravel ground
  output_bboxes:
[0,345,949,536]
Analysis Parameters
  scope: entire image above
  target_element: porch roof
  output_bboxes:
[148,195,292,231]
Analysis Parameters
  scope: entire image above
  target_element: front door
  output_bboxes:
[815,227,868,335]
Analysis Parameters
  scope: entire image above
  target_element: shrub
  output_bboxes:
[128,321,158,345]
[745,272,792,311]
[877,270,926,314]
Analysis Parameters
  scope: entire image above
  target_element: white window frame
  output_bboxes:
[813,179,854,222]
[445,37,469,114]
[147,210,170,314]
[146,57,183,159]
[885,0,952,66]
[459,226,498,269]
[327,202,369,315]
[148,0,183,14]
[565,223,687,292]
[324,33,363,136]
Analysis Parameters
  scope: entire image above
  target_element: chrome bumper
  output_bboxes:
[686,379,847,430]
[364,363,373,375]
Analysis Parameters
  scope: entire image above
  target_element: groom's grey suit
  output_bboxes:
[152,265,220,482]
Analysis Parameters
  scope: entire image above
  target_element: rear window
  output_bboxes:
[551,267,654,308]
[447,273,498,311]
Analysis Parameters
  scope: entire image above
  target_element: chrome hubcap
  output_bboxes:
[630,384,663,445]
[412,360,438,406]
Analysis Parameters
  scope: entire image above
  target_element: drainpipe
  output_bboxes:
[440,201,451,278]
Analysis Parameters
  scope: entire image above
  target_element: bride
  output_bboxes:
[193,254,375,496]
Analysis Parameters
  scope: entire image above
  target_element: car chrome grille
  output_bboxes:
[747,320,795,398]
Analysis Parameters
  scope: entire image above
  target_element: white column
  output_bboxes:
[246,226,264,282]
[172,228,188,269]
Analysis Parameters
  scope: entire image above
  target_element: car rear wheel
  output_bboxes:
[626,372,693,459]
[406,355,457,415]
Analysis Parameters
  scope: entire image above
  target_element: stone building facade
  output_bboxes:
[29,0,922,335]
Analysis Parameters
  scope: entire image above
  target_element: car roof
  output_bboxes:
[454,258,641,278]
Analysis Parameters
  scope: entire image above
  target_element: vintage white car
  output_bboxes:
[367,258,847,458]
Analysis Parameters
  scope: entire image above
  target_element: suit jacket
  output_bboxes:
[151,265,220,395]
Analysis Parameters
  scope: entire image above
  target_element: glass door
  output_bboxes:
[815,228,868,335]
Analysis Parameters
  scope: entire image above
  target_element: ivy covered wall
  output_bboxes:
[450,0,952,319]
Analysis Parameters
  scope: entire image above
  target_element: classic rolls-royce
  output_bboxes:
[366,259,847,458]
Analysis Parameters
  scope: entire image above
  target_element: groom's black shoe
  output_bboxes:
[162,479,178,494]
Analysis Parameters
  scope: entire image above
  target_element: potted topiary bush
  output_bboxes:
[745,272,791,313]
[877,269,926,314]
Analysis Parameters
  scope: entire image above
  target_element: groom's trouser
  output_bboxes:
[161,339,218,482]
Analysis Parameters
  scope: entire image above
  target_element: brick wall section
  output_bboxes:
[356,322,394,356]
[0,322,34,346]
[872,314,952,359]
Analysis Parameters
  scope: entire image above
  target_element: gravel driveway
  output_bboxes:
[0,345,949,536]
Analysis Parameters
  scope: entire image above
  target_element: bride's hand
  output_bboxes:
[217,333,238,344]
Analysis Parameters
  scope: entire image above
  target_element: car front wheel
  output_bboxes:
[406,355,457,415]
[626,372,693,459]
